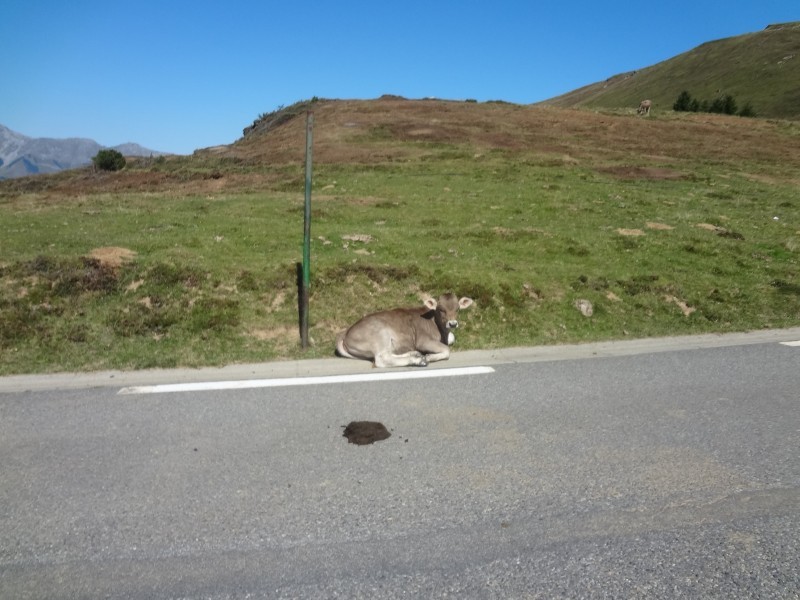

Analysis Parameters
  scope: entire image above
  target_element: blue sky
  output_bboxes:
[2,1,797,155]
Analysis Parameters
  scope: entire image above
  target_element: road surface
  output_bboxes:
[1,329,799,598]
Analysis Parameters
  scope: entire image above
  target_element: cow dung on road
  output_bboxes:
[342,421,391,445]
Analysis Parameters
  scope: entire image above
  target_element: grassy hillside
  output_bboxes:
[542,22,800,120]
[1,98,799,375]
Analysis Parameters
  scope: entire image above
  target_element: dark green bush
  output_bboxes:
[673,91,754,117]
[673,91,693,112]
[92,149,126,171]
[709,95,737,115]
[738,102,757,117]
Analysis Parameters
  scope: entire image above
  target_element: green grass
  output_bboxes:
[544,21,800,120]
[1,116,799,375]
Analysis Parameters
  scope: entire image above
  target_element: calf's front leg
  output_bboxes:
[374,349,428,368]
[417,340,451,363]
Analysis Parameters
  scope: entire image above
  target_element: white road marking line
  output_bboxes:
[780,340,800,347]
[118,365,496,395]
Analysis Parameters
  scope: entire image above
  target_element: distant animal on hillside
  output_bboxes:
[335,293,473,367]
[637,99,652,116]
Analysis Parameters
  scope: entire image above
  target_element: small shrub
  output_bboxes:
[147,263,204,287]
[739,103,757,117]
[187,297,240,332]
[109,303,179,337]
[236,270,262,292]
[709,95,737,115]
[0,301,43,345]
[92,149,126,172]
[673,91,693,112]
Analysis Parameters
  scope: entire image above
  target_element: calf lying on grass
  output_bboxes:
[335,293,473,367]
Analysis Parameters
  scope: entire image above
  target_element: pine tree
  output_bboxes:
[738,103,757,117]
[673,91,693,112]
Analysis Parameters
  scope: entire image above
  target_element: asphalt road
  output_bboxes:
[1,329,799,599]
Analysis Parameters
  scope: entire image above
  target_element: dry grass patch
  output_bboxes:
[248,326,295,341]
[87,246,137,269]
[697,223,725,233]
[664,295,696,317]
[600,166,687,180]
[646,222,674,231]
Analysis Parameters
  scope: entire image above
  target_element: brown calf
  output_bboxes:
[336,293,473,367]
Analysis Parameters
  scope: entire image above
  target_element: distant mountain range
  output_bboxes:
[0,124,167,179]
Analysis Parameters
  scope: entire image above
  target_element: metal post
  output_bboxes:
[300,111,314,348]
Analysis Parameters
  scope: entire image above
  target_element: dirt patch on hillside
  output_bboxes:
[598,166,686,180]
[87,247,137,269]
[665,295,696,316]
[696,223,745,239]
[646,222,674,230]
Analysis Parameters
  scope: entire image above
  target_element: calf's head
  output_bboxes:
[424,293,474,330]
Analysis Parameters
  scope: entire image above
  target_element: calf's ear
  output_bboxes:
[424,297,438,310]
[459,297,474,309]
